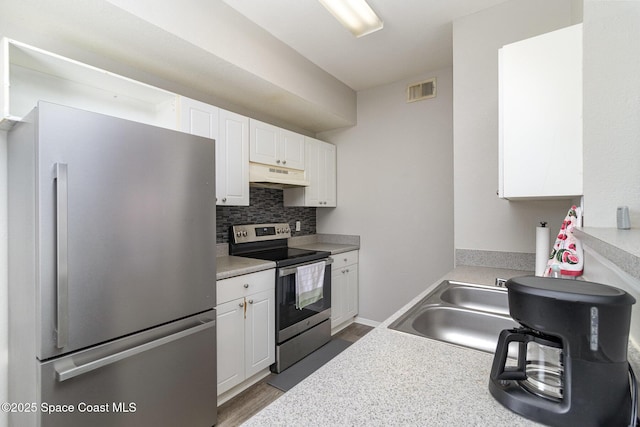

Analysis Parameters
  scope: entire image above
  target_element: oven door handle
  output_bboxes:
[279,257,333,277]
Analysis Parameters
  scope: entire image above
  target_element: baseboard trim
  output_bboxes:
[217,369,271,407]
[354,316,380,328]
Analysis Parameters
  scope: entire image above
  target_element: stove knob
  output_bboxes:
[242,230,248,237]
[235,231,242,238]
[276,228,282,234]
[286,228,291,233]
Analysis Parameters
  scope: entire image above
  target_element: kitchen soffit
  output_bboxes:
[1,0,511,133]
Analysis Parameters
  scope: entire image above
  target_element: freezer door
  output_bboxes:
[31,313,217,427]
[34,102,216,358]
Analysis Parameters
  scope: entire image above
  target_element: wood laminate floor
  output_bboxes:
[216,322,374,427]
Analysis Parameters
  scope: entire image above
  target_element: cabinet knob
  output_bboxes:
[276,159,281,164]
[344,258,348,262]
[282,160,287,165]
[238,302,244,307]
[222,197,227,202]
[243,283,249,288]
[248,299,254,304]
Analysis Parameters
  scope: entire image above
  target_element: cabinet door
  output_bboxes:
[216,298,245,395]
[344,266,359,319]
[304,138,321,206]
[179,97,219,139]
[280,129,305,170]
[320,142,337,207]
[245,289,275,378]
[249,119,279,167]
[177,97,223,204]
[219,109,249,206]
[330,268,346,329]
[499,24,582,199]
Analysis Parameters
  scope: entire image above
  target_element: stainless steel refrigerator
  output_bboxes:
[8,102,217,426]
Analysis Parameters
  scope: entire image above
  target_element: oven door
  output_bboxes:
[276,259,332,343]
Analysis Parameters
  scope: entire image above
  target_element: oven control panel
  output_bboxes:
[231,223,292,244]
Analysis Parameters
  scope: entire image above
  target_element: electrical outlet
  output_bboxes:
[295,221,301,231]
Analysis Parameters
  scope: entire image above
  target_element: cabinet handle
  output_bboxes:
[243,283,249,288]
[222,197,227,202]
[276,159,281,164]
[55,318,215,382]
[55,163,69,349]
[282,160,286,165]
[248,299,254,304]
[238,302,244,308]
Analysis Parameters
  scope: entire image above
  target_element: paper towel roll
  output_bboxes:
[535,223,550,276]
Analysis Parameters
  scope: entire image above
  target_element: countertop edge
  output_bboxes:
[291,243,359,255]
[575,227,640,280]
[216,256,276,280]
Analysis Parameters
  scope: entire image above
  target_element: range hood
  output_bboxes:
[249,162,310,188]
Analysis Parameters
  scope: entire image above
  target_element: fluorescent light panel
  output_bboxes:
[319,0,383,38]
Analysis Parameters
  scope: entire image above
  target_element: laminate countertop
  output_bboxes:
[291,242,360,255]
[216,256,276,280]
[242,265,640,426]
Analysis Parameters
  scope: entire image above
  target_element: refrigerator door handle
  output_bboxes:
[55,163,69,349]
[55,318,216,382]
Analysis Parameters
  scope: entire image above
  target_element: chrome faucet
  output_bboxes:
[495,278,507,287]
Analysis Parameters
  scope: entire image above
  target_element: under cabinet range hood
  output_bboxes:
[249,162,310,188]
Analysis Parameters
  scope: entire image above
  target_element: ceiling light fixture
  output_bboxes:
[318,0,383,38]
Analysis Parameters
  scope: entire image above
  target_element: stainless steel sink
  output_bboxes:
[388,280,519,353]
[439,284,510,316]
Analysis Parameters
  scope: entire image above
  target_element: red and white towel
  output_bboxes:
[544,205,583,277]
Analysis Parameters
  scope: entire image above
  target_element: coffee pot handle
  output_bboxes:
[490,328,529,381]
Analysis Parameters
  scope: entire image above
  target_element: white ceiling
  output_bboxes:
[221,0,510,91]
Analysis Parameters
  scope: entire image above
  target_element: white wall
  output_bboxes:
[317,68,454,322]
[452,0,581,254]
[583,0,640,228]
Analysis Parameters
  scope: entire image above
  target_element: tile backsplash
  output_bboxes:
[216,187,317,243]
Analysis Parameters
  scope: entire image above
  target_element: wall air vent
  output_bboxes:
[407,78,436,102]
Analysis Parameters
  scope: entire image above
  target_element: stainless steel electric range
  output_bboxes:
[229,223,333,373]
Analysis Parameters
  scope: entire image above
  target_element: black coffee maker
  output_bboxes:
[489,276,636,426]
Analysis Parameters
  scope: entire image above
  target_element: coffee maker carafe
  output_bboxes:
[489,276,636,426]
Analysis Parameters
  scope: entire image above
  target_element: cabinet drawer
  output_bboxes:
[331,250,358,271]
[217,269,275,305]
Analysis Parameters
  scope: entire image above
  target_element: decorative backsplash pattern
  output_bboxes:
[216,187,317,243]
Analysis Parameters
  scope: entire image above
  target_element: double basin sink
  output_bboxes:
[388,280,519,354]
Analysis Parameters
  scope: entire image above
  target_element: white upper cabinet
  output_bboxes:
[218,109,250,206]
[249,119,305,170]
[178,97,249,206]
[283,137,337,207]
[498,24,583,200]
[0,38,177,131]
[179,96,219,139]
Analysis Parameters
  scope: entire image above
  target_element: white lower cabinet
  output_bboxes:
[216,269,275,397]
[330,251,359,331]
